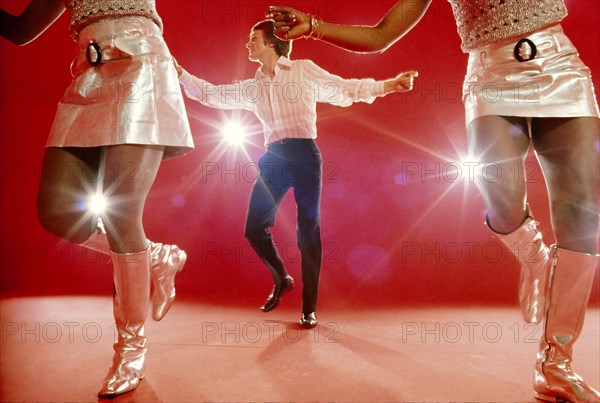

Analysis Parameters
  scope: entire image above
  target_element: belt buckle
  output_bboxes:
[86,42,103,66]
[514,38,537,62]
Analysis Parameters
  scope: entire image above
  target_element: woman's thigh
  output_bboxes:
[531,116,599,253]
[467,115,531,232]
[37,146,102,243]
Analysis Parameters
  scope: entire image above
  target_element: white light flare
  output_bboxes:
[221,120,248,147]
[88,193,107,215]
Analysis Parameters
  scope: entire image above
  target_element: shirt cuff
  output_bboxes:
[179,70,193,87]
[373,80,386,97]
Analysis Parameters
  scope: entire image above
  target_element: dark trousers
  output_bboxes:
[244,139,322,313]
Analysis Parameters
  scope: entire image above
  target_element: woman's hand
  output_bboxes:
[267,6,310,40]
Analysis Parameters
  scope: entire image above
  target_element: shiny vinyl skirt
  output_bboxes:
[463,24,599,127]
[46,17,194,159]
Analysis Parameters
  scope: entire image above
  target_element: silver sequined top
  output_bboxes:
[447,0,568,51]
[64,0,163,39]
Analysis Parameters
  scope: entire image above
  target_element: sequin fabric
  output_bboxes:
[64,0,163,39]
[448,0,567,51]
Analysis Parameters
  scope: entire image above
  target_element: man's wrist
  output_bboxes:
[383,80,395,94]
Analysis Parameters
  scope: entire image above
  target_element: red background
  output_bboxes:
[1,0,598,309]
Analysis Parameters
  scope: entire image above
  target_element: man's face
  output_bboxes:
[246,29,273,62]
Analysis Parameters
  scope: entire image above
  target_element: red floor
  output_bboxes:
[1,295,599,402]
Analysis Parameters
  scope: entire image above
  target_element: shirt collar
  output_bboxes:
[257,56,292,78]
[276,56,292,69]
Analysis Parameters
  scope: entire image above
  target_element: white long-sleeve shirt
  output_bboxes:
[180,56,386,145]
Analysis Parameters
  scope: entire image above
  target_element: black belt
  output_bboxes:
[267,138,314,146]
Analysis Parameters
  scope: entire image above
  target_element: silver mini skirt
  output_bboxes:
[46,17,194,159]
[463,24,599,127]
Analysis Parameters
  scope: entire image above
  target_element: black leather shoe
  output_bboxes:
[300,312,317,328]
[261,275,294,312]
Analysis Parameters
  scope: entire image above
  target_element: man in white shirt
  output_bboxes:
[177,20,417,328]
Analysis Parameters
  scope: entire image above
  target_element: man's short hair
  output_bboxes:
[252,20,292,58]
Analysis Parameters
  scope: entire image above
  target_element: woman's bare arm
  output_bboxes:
[0,0,65,45]
[268,0,432,53]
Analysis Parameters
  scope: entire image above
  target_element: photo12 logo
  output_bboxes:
[201,321,340,344]
[2,321,105,344]
[400,321,542,344]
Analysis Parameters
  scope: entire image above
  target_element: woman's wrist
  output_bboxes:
[305,15,314,38]
[304,14,324,40]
